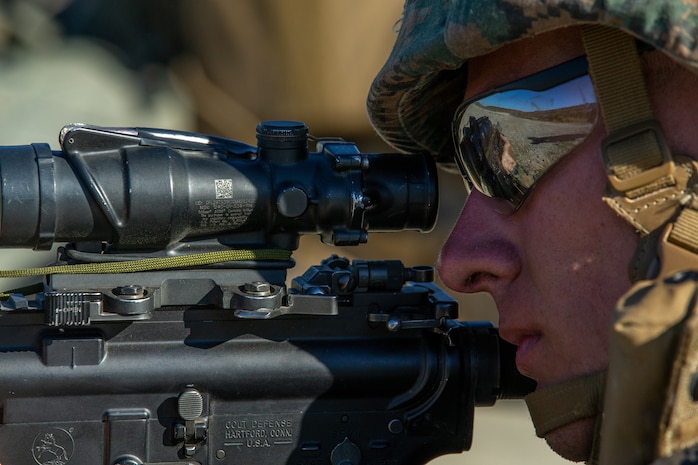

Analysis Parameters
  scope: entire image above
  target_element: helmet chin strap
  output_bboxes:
[524,25,698,465]
[524,371,606,463]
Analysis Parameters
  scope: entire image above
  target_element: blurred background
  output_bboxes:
[0,1,566,463]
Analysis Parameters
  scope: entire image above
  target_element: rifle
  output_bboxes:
[0,121,534,465]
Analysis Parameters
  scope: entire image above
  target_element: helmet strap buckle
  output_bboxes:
[582,25,698,281]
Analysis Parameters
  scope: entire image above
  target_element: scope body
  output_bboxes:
[0,122,437,251]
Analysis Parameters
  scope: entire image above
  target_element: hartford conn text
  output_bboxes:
[225,418,294,446]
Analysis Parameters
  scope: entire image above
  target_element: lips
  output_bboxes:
[496,306,541,381]
[513,334,541,380]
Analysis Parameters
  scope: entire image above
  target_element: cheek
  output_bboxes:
[533,135,638,280]
[524,124,629,259]
[523,137,639,365]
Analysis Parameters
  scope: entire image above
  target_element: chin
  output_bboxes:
[543,417,595,462]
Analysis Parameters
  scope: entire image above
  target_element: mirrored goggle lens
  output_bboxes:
[452,56,598,210]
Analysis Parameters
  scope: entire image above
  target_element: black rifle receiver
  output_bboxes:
[0,122,534,465]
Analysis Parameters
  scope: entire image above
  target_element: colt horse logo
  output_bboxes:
[32,428,74,465]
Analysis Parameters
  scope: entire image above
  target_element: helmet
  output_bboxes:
[367,0,698,164]
[368,0,698,282]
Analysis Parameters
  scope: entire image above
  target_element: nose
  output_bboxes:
[437,190,522,295]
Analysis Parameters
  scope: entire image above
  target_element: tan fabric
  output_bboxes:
[657,281,698,457]
[599,272,698,465]
[525,371,605,438]
[602,157,697,238]
[580,26,654,134]
[651,445,698,464]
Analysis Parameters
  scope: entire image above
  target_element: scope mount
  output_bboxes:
[1,255,458,334]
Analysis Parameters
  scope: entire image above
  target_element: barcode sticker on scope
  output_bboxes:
[215,179,234,199]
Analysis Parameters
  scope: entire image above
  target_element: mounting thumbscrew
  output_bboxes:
[112,285,146,299]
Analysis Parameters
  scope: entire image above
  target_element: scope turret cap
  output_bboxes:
[367,0,698,164]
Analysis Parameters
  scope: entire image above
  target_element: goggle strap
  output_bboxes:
[581,25,653,130]
[581,25,675,194]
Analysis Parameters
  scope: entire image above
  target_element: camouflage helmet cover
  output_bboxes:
[367,0,698,163]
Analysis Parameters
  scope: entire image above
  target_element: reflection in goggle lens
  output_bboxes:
[452,56,598,211]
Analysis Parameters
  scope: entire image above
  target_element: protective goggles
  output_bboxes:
[452,56,598,211]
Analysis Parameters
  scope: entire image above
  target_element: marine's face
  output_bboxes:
[437,27,640,461]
